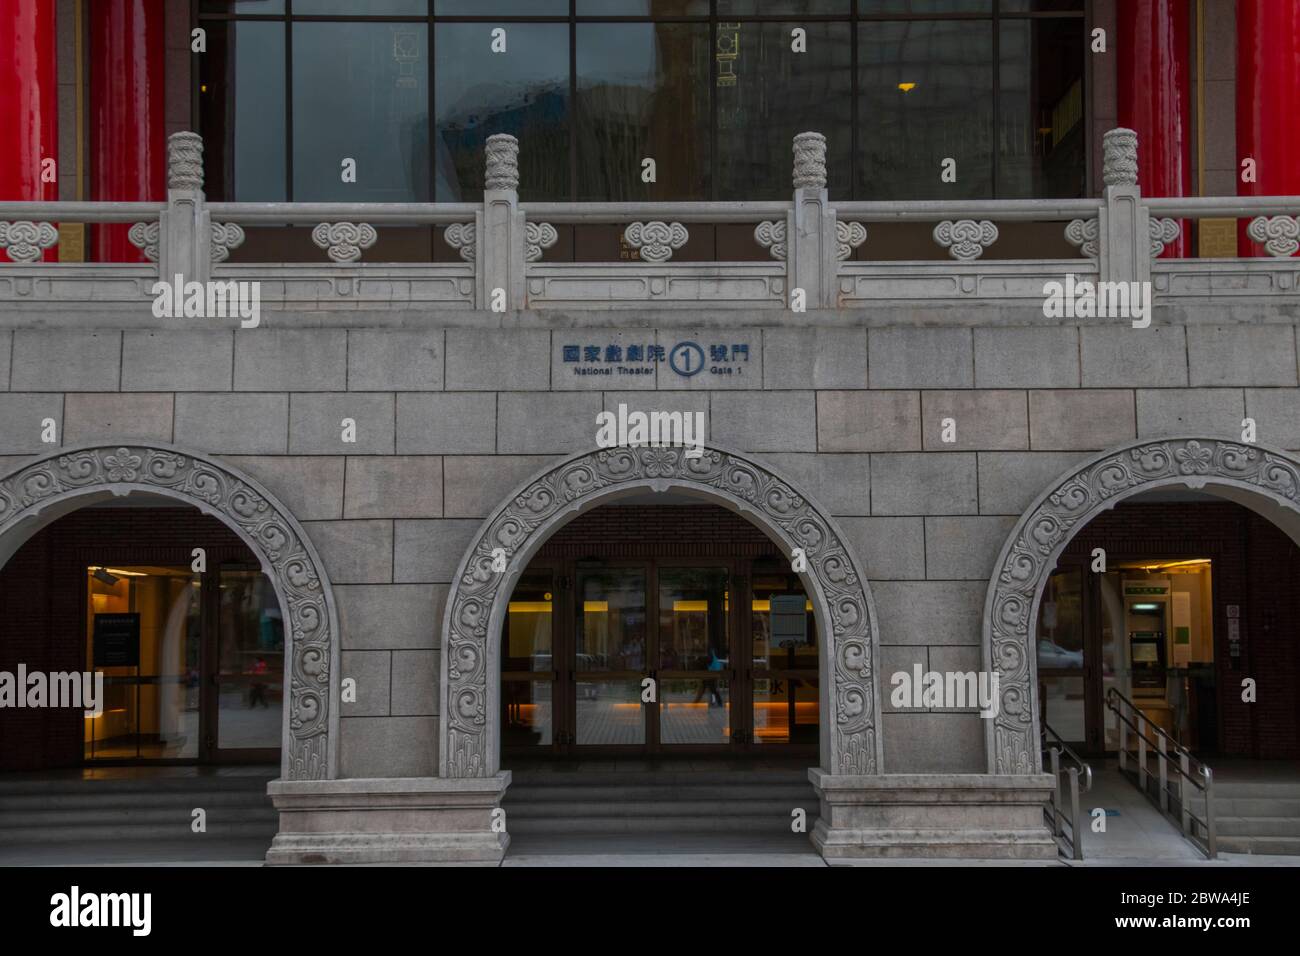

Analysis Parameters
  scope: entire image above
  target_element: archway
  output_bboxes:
[439,445,882,778]
[0,443,339,780]
[984,437,1300,775]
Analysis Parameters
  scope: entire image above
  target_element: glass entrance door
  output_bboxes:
[656,566,732,748]
[573,566,648,747]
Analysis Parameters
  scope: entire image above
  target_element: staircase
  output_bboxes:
[0,770,278,859]
[1214,780,1300,856]
[502,766,819,837]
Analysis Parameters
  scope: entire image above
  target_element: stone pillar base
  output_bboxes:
[266,773,511,865]
[809,769,1058,860]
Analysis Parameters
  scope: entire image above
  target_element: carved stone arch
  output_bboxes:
[439,445,883,778]
[984,436,1300,775]
[0,442,339,780]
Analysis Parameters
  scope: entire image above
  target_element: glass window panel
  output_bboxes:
[200,21,286,201]
[576,22,710,201]
[575,680,646,745]
[217,569,284,751]
[1000,0,1083,11]
[750,571,817,670]
[716,21,850,200]
[576,568,647,671]
[718,1,848,13]
[753,677,818,745]
[502,680,553,747]
[1040,674,1085,743]
[579,1,709,13]
[860,1,991,12]
[200,1,285,12]
[504,570,554,672]
[436,23,569,201]
[657,567,728,671]
[857,19,993,199]
[295,0,425,13]
[660,679,731,745]
[1037,568,1083,669]
[437,1,568,14]
[997,17,1086,198]
[293,22,429,201]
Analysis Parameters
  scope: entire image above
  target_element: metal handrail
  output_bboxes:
[1106,686,1216,858]
[1041,722,1093,860]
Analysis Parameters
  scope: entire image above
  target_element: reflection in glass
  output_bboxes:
[575,680,646,745]
[504,571,554,672]
[576,568,647,672]
[750,572,817,669]
[503,680,553,747]
[217,569,284,750]
[438,0,568,12]
[293,22,429,201]
[436,23,569,201]
[296,0,424,12]
[857,20,993,199]
[998,18,1086,198]
[84,566,201,760]
[716,21,851,200]
[661,679,731,744]
[576,23,710,200]
[200,0,284,11]
[658,567,728,671]
[1037,568,1083,670]
[753,677,819,744]
[1040,674,1086,743]
[579,1,709,13]
[199,21,286,201]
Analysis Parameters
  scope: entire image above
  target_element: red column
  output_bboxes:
[1118,0,1192,258]
[90,0,164,262]
[0,0,59,261]
[1237,0,1300,256]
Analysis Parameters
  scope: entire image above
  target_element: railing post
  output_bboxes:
[788,131,837,309]
[1116,699,1127,773]
[1068,767,1083,861]
[1049,746,1062,835]
[1098,127,1149,289]
[1157,733,1169,813]
[479,133,526,311]
[1137,713,1148,789]
[1179,750,1192,836]
[160,132,211,286]
[1204,769,1216,859]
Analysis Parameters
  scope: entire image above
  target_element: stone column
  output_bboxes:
[159,131,211,286]
[788,132,838,310]
[0,0,58,262]
[478,133,526,311]
[1098,127,1150,288]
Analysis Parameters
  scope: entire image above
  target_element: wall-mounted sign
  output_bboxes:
[560,340,751,380]
[92,613,140,667]
[770,594,808,648]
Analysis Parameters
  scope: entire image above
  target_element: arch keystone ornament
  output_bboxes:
[984,437,1300,776]
[440,444,883,780]
[0,443,339,781]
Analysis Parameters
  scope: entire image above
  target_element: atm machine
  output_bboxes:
[1122,577,1175,734]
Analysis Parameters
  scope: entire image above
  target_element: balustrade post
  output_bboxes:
[479,134,526,311]
[1157,734,1169,813]
[1098,127,1150,289]
[159,132,211,286]
[788,132,837,309]
[1179,751,1192,836]
[1137,714,1149,789]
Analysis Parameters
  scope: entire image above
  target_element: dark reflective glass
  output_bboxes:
[292,22,429,201]
[578,1,709,13]
[716,21,850,200]
[295,0,425,13]
[436,1,568,13]
[998,17,1086,198]
[576,22,710,201]
[200,0,285,12]
[436,23,569,201]
[857,20,993,199]
[860,1,991,12]
[718,1,849,13]
[1000,0,1084,11]
[200,21,287,201]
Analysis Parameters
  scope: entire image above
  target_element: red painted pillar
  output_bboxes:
[1237,0,1300,257]
[1118,0,1192,258]
[90,0,164,262]
[0,0,59,262]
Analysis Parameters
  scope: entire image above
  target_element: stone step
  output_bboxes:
[0,789,273,812]
[0,774,275,796]
[505,799,806,819]
[506,769,811,788]
[3,805,278,828]
[507,815,812,835]
[1211,782,1300,798]
[1212,797,1300,817]
[505,784,814,803]
[1217,835,1300,856]
[1215,816,1300,838]
[0,821,278,845]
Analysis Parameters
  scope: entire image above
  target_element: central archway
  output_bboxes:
[0,443,339,780]
[984,436,1300,775]
[439,445,882,778]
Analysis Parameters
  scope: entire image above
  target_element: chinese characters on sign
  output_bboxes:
[561,341,751,379]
